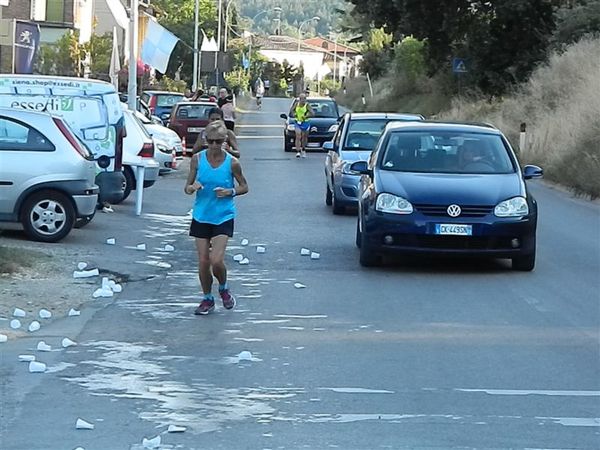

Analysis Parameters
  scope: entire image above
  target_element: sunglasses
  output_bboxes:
[207,138,225,144]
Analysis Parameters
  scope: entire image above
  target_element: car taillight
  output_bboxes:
[138,142,154,157]
[52,117,90,159]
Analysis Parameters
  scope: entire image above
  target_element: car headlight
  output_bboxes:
[376,193,413,214]
[341,161,360,175]
[494,196,529,217]
[286,124,295,131]
[328,124,339,133]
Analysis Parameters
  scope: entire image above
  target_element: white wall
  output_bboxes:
[259,49,324,80]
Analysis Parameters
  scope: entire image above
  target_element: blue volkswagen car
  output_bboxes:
[352,121,543,270]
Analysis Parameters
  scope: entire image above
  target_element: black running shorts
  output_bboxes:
[189,219,234,239]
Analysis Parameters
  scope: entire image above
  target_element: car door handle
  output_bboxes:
[0,181,14,186]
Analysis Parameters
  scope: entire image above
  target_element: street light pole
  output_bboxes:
[224,0,235,52]
[297,16,319,52]
[127,0,138,111]
[192,0,199,91]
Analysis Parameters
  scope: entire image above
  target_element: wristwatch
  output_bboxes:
[231,189,236,197]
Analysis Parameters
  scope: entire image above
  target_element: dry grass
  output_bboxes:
[0,246,41,274]
[440,38,600,198]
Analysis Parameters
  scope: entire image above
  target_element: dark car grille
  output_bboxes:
[386,235,517,250]
[414,204,494,217]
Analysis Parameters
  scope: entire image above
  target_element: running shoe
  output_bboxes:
[301,150,307,158]
[102,205,114,213]
[219,289,236,310]
[194,299,215,315]
[296,152,301,158]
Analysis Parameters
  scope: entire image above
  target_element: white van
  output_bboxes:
[0,75,125,204]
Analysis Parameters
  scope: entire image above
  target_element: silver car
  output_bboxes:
[324,112,424,214]
[0,108,98,242]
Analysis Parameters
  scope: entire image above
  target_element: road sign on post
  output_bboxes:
[452,58,467,73]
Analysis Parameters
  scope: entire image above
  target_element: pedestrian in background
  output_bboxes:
[221,95,236,131]
[192,107,240,158]
[264,79,270,96]
[184,121,249,315]
[217,88,228,107]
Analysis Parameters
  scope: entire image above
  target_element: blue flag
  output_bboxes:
[14,21,40,74]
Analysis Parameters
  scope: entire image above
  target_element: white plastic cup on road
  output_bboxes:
[28,321,41,332]
[111,284,122,293]
[75,418,95,430]
[164,244,175,251]
[101,277,110,290]
[13,308,26,317]
[37,341,52,351]
[256,246,266,254]
[0,334,7,343]
[62,338,77,348]
[29,361,47,373]
[19,354,35,362]
[10,319,21,329]
[233,254,244,262]
[167,425,186,433]
[310,252,320,260]
[300,248,310,256]
[294,283,306,289]
[106,238,116,245]
[142,435,161,448]
[136,243,146,251]
[39,309,52,319]
[241,239,249,246]
[68,309,81,317]
[239,258,250,265]
[238,350,253,361]
[77,262,88,270]
[73,269,99,278]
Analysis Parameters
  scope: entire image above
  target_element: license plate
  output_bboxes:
[188,127,203,133]
[307,142,320,148]
[435,224,472,236]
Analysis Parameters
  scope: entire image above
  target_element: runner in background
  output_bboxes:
[192,107,240,158]
[264,79,270,96]
[255,77,265,109]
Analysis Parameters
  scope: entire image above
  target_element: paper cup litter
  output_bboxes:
[62,338,77,348]
[68,309,81,317]
[28,321,41,332]
[77,262,88,270]
[256,246,266,253]
[29,361,46,373]
[239,258,250,265]
[142,435,161,448]
[241,239,249,246]
[75,418,95,430]
[136,243,146,251]
[10,319,21,329]
[164,244,175,251]
[233,254,244,262]
[13,308,26,317]
[300,248,310,256]
[294,283,307,289]
[238,351,253,361]
[0,334,7,343]
[106,238,116,245]
[37,341,52,351]
[39,309,52,319]
[167,425,186,433]
[19,354,35,362]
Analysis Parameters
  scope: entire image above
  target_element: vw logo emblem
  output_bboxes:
[310,126,318,133]
[447,204,461,217]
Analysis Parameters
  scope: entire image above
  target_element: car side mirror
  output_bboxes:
[161,113,170,121]
[523,165,543,179]
[280,113,288,120]
[323,141,334,151]
[350,161,371,175]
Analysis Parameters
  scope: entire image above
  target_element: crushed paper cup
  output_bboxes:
[142,435,161,448]
[37,341,52,351]
[19,354,36,362]
[294,283,306,289]
[167,425,186,433]
[233,254,244,262]
[93,288,114,298]
[73,268,99,278]
[256,246,266,254]
[77,262,88,270]
[0,334,7,343]
[241,239,249,246]
[239,258,250,265]
[300,248,310,256]
[310,252,320,260]
[10,319,21,329]
[106,238,116,245]
[62,338,77,348]
[29,361,46,373]
[101,277,110,290]
[238,351,253,361]
[136,243,146,251]
[39,309,52,319]
[13,308,26,317]
[68,309,81,317]
[111,284,122,293]
[28,321,41,332]
[164,244,175,251]
[75,418,95,430]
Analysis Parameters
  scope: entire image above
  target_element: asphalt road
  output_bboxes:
[0,96,599,449]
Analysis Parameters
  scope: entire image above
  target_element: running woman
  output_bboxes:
[292,93,313,158]
[185,121,249,315]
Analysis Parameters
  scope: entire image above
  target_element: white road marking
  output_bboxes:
[237,136,282,139]
[236,124,283,128]
[456,388,600,396]
[320,387,395,394]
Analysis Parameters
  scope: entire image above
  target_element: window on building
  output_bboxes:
[46,0,65,23]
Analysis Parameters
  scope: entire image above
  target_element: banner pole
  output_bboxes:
[12,19,16,74]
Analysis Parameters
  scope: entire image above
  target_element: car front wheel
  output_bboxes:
[21,190,75,243]
[114,166,134,204]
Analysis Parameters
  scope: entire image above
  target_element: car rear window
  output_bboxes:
[344,119,390,150]
[381,131,516,174]
[156,94,184,107]
[175,104,214,120]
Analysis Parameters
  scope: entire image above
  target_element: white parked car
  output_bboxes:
[0,108,98,242]
[116,107,160,204]
[135,111,184,158]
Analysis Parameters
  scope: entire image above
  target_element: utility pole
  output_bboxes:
[127,0,139,111]
[192,0,199,91]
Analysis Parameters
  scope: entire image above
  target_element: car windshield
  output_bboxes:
[156,94,184,107]
[305,100,337,118]
[175,104,213,120]
[380,131,516,174]
[343,119,390,150]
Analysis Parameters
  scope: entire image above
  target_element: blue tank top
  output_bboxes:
[192,151,236,225]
